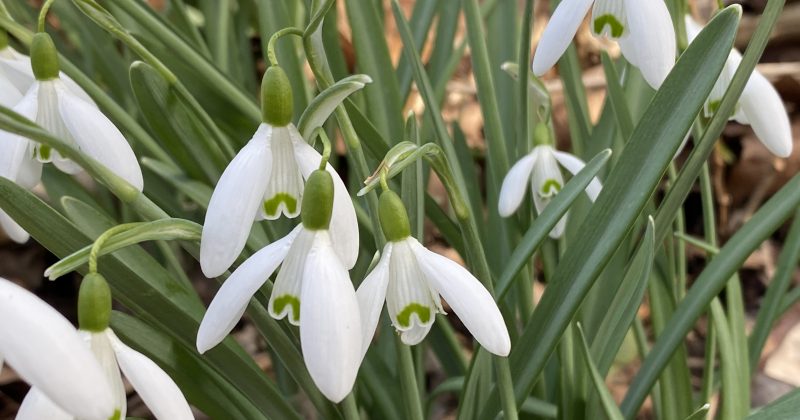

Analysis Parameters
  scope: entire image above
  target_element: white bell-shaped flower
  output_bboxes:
[685,16,792,158]
[499,145,603,238]
[198,170,362,403]
[532,0,676,89]
[357,191,511,359]
[200,67,358,278]
[0,277,115,420]
[0,33,142,193]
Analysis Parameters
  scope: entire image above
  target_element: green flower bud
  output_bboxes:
[301,170,334,230]
[533,123,551,146]
[261,66,293,126]
[379,190,411,242]
[30,32,60,81]
[78,273,112,332]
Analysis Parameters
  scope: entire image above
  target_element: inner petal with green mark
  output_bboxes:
[592,0,627,38]
[539,179,562,197]
[396,303,432,328]
[263,193,298,217]
[262,127,304,220]
[34,144,52,162]
[271,294,300,324]
[593,14,625,38]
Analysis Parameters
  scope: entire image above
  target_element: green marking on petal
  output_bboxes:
[540,179,562,196]
[272,294,300,322]
[263,193,298,217]
[593,14,625,38]
[708,100,722,115]
[396,303,432,328]
[36,145,51,161]
[110,409,122,420]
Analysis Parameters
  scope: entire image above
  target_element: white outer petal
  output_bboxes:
[86,331,126,419]
[56,81,144,191]
[16,387,73,420]
[553,151,603,201]
[0,278,114,420]
[197,226,300,353]
[0,70,22,107]
[738,70,793,158]
[200,124,273,278]
[411,243,511,357]
[300,231,362,402]
[108,330,194,420]
[0,51,34,93]
[620,0,676,89]
[0,209,28,243]
[355,243,392,361]
[498,152,537,217]
[291,126,359,269]
[532,0,594,76]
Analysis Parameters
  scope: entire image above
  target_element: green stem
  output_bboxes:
[267,27,304,67]
[37,0,56,32]
[341,393,360,420]
[313,127,333,170]
[89,223,141,273]
[396,338,425,420]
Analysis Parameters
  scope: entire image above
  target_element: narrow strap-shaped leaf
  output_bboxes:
[298,74,373,139]
[576,324,624,420]
[746,387,800,419]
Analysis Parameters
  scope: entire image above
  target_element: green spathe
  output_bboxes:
[301,170,334,230]
[261,66,293,126]
[78,272,112,332]
[30,32,60,81]
[379,190,411,242]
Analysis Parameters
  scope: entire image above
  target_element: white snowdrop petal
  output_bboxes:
[0,209,28,243]
[0,70,22,107]
[553,151,603,201]
[0,52,34,93]
[412,244,511,356]
[262,126,304,219]
[385,239,439,338]
[498,152,537,217]
[0,278,114,420]
[200,124,273,278]
[300,232,362,403]
[400,322,434,346]
[591,0,627,38]
[530,146,564,200]
[197,226,300,353]
[291,126,359,269]
[620,0,676,89]
[87,331,126,419]
[56,82,144,190]
[738,69,793,158]
[355,244,392,361]
[270,227,315,326]
[532,0,594,76]
[16,387,73,420]
[59,73,96,107]
[108,330,194,420]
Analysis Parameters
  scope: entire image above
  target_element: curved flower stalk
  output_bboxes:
[0,277,115,420]
[532,0,676,89]
[198,170,362,403]
[19,273,193,420]
[357,190,511,359]
[0,33,142,191]
[685,16,792,158]
[499,143,603,238]
[200,66,358,277]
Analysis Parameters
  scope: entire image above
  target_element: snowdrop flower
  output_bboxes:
[19,273,193,420]
[357,190,511,358]
[200,66,358,277]
[0,277,115,420]
[198,170,362,402]
[499,135,603,238]
[0,33,143,192]
[685,16,792,158]
[532,0,676,89]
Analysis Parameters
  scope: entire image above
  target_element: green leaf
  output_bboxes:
[576,324,624,420]
[298,74,373,139]
[746,388,800,419]
[478,7,741,418]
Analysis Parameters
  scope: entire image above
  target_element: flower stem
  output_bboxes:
[341,392,360,420]
[37,0,57,33]
[89,223,141,273]
[313,127,332,171]
[267,27,304,67]
[395,338,424,420]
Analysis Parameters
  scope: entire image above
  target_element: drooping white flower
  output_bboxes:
[198,170,362,403]
[0,277,115,420]
[499,145,603,238]
[357,191,511,359]
[685,16,792,158]
[19,329,194,420]
[532,0,676,89]
[0,33,142,195]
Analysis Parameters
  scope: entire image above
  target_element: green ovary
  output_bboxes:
[263,193,298,217]
[593,14,625,38]
[273,295,300,322]
[540,179,562,196]
[396,303,432,328]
